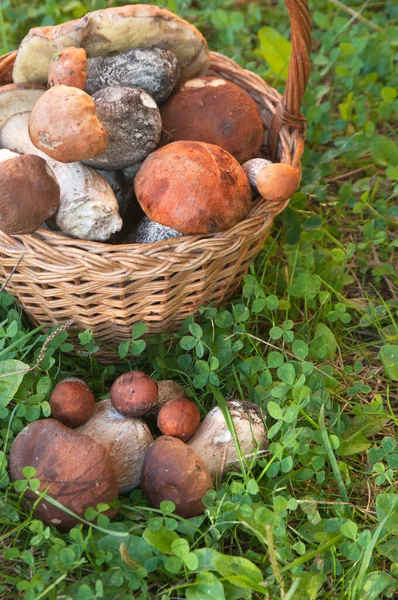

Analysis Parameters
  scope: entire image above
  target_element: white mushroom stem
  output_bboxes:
[0,112,122,241]
[187,401,267,481]
[77,399,154,494]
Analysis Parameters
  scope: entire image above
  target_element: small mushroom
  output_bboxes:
[77,399,154,493]
[85,47,180,103]
[141,436,213,518]
[110,371,158,418]
[257,163,300,203]
[134,141,251,234]
[0,153,60,235]
[157,397,200,441]
[0,112,122,241]
[48,47,87,89]
[187,401,267,481]
[50,378,95,427]
[83,86,162,170]
[28,85,107,162]
[242,158,273,195]
[160,76,264,163]
[10,419,118,531]
[125,216,183,244]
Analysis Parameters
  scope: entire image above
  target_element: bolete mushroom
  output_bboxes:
[141,436,213,518]
[157,397,200,441]
[83,86,162,170]
[160,77,264,163]
[10,419,118,531]
[257,163,300,203]
[28,85,107,162]
[48,47,87,89]
[110,371,158,418]
[50,378,95,427]
[77,399,154,493]
[85,47,180,103]
[0,112,122,241]
[126,216,183,244]
[187,401,267,481]
[0,153,60,235]
[12,5,209,84]
[242,158,273,194]
[134,141,252,234]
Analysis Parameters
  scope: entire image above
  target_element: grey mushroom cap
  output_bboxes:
[85,47,181,104]
[242,158,273,194]
[125,216,183,244]
[83,85,162,170]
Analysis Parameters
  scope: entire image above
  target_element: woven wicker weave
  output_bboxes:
[0,1,311,362]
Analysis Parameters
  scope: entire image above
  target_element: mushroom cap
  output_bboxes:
[256,163,300,203]
[12,5,209,84]
[50,377,95,427]
[48,47,87,89]
[134,141,252,234]
[157,397,201,441]
[0,83,45,130]
[85,47,180,103]
[110,371,158,418]
[9,419,118,531]
[160,77,264,164]
[83,85,162,170]
[126,216,182,244]
[141,435,213,518]
[0,154,60,234]
[77,399,154,494]
[28,85,107,162]
[242,158,273,192]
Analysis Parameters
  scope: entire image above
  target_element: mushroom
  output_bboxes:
[110,371,158,418]
[242,158,273,195]
[77,399,154,493]
[0,153,60,235]
[157,397,200,441]
[28,85,107,162]
[83,86,162,171]
[125,216,183,244]
[257,163,300,203]
[50,378,95,427]
[0,83,45,130]
[160,76,264,164]
[0,112,122,241]
[187,401,267,481]
[141,436,213,518]
[85,47,180,103]
[48,47,87,89]
[134,141,252,234]
[10,419,118,531]
[156,380,187,410]
[12,5,209,85]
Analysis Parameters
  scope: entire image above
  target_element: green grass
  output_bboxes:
[0,0,397,598]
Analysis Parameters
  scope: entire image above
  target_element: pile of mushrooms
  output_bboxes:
[0,4,300,243]
[10,371,267,530]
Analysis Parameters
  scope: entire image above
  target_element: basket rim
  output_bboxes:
[0,50,305,256]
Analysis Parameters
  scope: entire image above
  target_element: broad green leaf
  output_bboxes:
[370,135,398,167]
[311,323,337,359]
[171,538,190,559]
[340,519,358,540]
[143,526,179,554]
[359,570,396,600]
[257,26,292,79]
[339,432,371,457]
[292,340,309,360]
[130,322,148,340]
[376,494,398,534]
[379,345,398,381]
[212,553,265,593]
[267,401,283,420]
[277,363,296,386]
[186,572,225,600]
[0,360,29,407]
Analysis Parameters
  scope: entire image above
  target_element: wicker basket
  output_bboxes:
[0,1,311,362]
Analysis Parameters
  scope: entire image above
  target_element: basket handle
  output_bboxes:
[267,0,312,161]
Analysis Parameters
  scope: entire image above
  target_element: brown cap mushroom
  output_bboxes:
[242,158,273,194]
[257,163,300,203]
[48,47,87,89]
[28,85,107,162]
[160,77,264,164]
[134,141,252,234]
[83,86,162,171]
[157,398,200,441]
[50,378,95,427]
[10,419,118,531]
[0,153,60,234]
[77,399,154,493]
[12,5,209,84]
[141,436,213,518]
[110,371,158,418]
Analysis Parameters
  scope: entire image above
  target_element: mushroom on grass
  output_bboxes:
[157,397,200,441]
[110,371,158,418]
[50,378,95,427]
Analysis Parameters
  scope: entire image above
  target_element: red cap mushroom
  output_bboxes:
[256,163,300,203]
[110,371,158,418]
[48,47,87,89]
[50,377,95,427]
[157,397,200,441]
